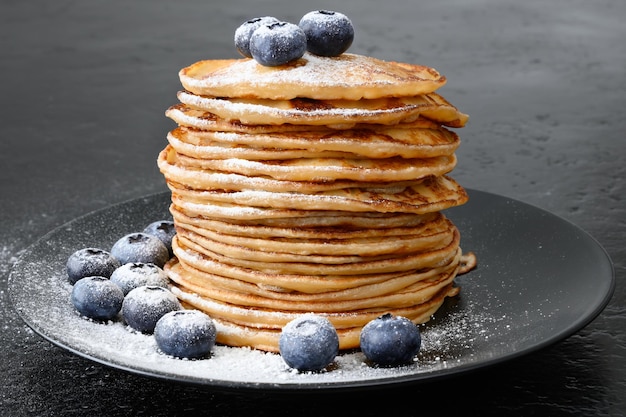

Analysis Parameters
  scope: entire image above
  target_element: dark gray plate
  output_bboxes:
[8,190,615,390]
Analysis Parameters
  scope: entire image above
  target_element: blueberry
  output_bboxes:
[66,247,121,285]
[249,21,307,66]
[71,276,124,321]
[110,232,169,268]
[154,310,216,359]
[109,262,169,295]
[359,313,422,366]
[143,220,176,257]
[121,285,181,334]
[234,16,280,58]
[299,10,354,57]
[279,314,339,372]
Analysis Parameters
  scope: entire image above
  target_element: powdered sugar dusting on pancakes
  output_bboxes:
[198,53,394,87]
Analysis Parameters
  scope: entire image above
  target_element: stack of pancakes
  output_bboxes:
[158,53,475,352]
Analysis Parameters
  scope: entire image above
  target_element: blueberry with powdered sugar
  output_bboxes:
[110,232,169,268]
[234,16,280,58]
[109,262,169,295]
[154,310,216,359]
[279,314,339,372]
[299,10,354,57]
[66,247,121,285]
[121,285,181,334]
[143,220,176,257]
[360,313,422,366]
[71,276,124,321]
[249,21,307,66]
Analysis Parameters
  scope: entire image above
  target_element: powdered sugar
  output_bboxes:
[11,258,507,387]
[9,190,608,388]
[7,193,513,388]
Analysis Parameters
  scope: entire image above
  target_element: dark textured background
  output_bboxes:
[1,0,624,415]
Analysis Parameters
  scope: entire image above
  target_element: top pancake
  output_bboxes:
[179,53,446,100]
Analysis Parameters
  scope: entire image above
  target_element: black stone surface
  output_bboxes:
[1,0,624,415]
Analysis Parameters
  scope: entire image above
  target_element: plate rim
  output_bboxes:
[7,189,616,391]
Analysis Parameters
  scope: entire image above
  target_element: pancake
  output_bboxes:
[179,53,447,100]
[166,104,326,134]
[176,242,460,292]
[174,261,454,304]
[177,90,469,128]
[166,123,460,159]
[170,202,440,228]
[169,205,442,239]
[171,236,426,293]
[165,175,469,214]
[166,128,351,161]
[171,235,475,294]
[174,228,460,276]
[169,260,458,312]
[160,146,432,194]
[172,152,457,182]
[175,218,455,258]
[165,256,458,329]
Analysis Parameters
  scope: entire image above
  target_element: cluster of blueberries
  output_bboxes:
[234,10,355,66]
[67,219,423,371]
[67,220,216,360]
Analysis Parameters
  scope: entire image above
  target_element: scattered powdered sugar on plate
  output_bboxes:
[11,259,509,388]
[7,192,518,389]
[9,191,610,389]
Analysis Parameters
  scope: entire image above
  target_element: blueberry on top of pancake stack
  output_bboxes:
[158,10,475,352]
